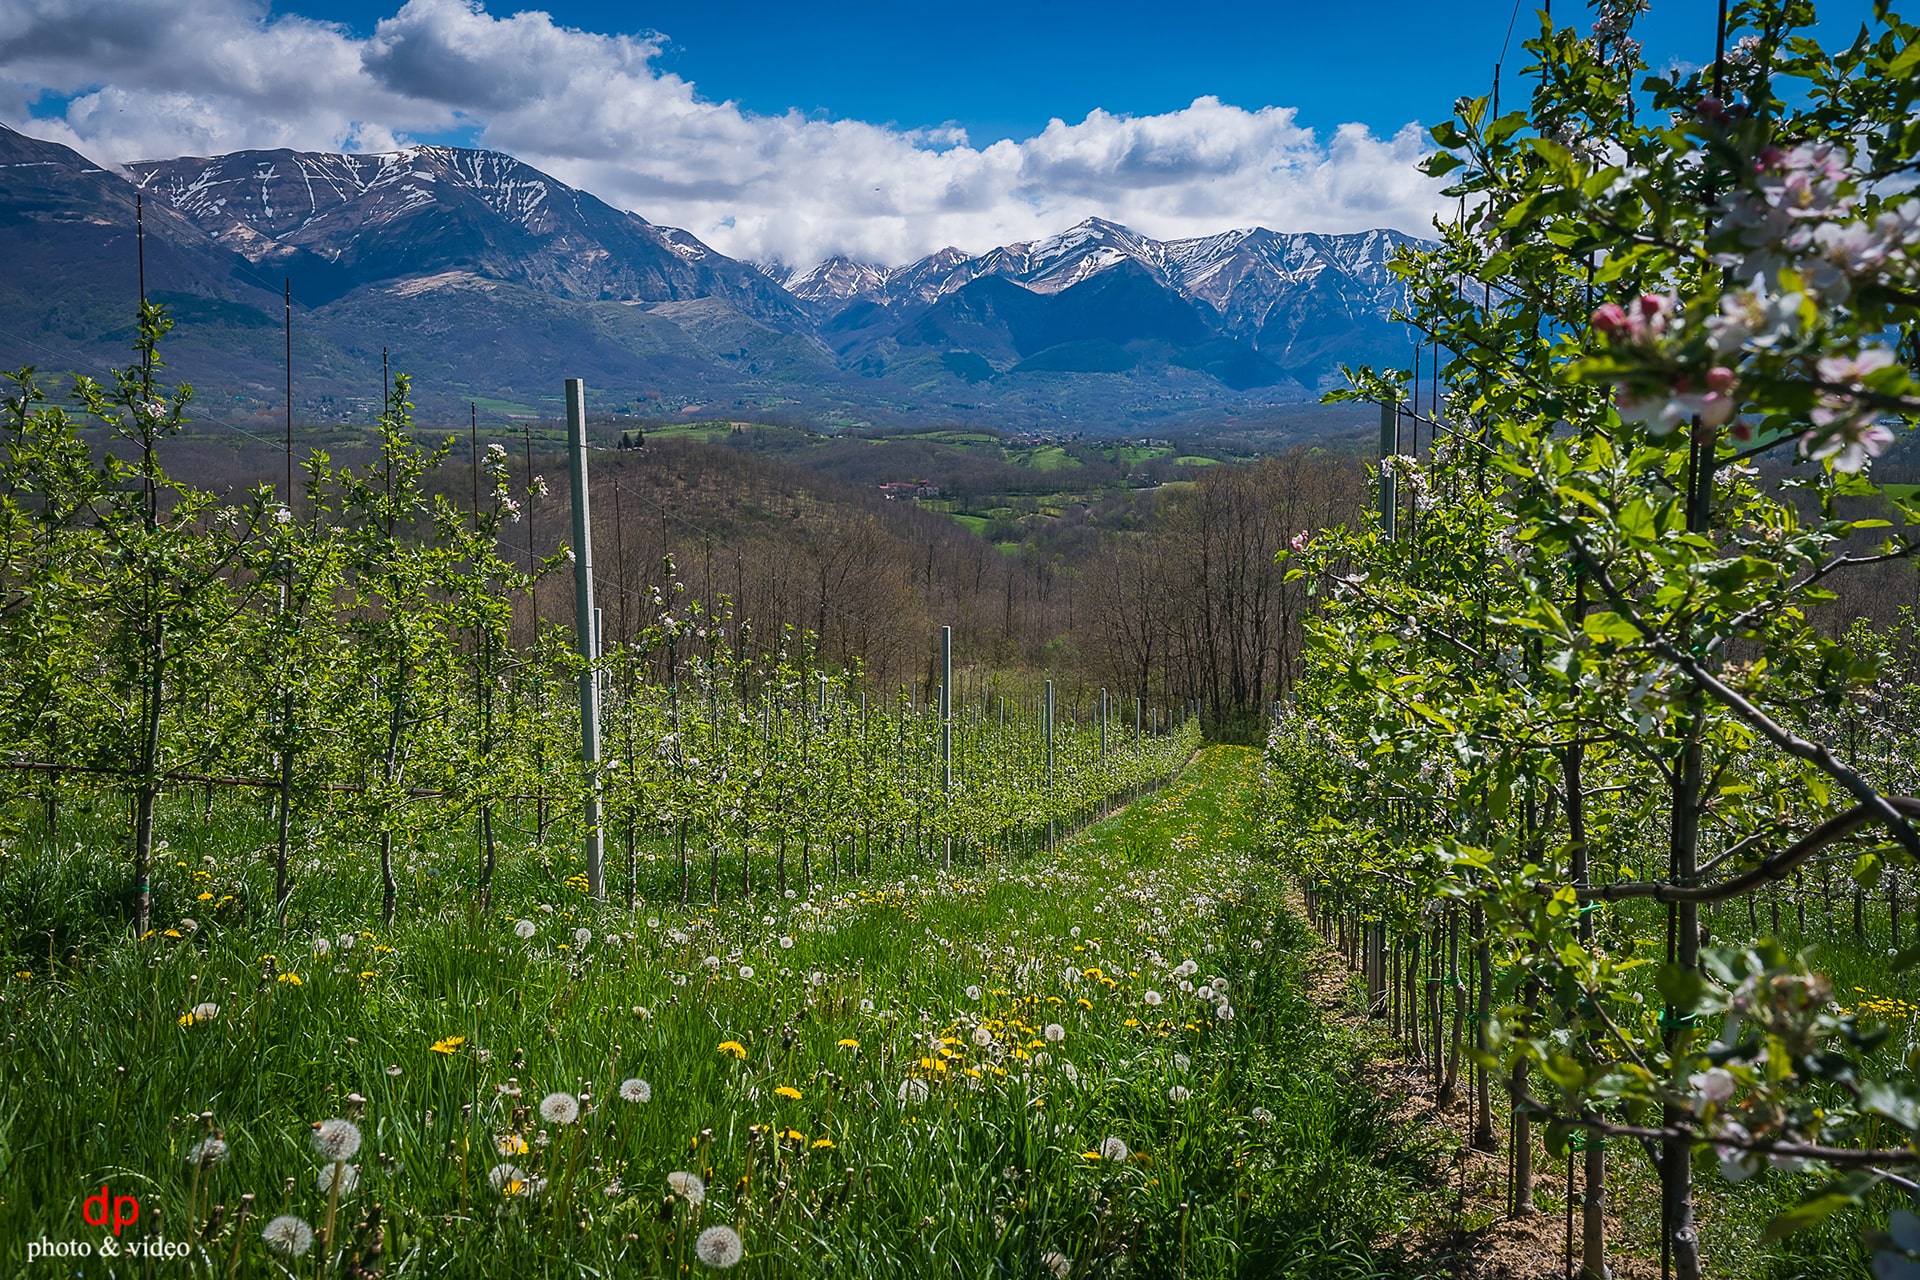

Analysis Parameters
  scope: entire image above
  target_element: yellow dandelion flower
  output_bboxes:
[277,972,303,986]
[781,1128,806,1142]
[430,1035,466,1055]
[197,892,214,901]
[718,1040,747,1059]
[811,1137,835,1149]
[1077,998,1093,1010]
[774,1085,802,1101]
[836,1038,860,1049]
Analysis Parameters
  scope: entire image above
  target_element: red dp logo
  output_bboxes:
[82,1184,140,1235]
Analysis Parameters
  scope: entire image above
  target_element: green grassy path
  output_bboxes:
[0,746,1447,1278]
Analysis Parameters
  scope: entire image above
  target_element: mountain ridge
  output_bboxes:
[1,122,1425,430]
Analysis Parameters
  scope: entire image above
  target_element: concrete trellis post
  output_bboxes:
[566,378,605,899]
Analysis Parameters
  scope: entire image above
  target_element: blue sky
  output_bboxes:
[0,0,1889,267]
[294,0,1882,144]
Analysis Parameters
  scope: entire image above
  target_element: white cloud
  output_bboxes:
[0,0,1448,267]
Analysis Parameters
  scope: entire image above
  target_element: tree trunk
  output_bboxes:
[132,782,158,936]
[1441,907,1462,1104]
[1511,1055,1534,1214]
[275,700,295,919]
[1405,931,1422,1059]
[1472,901,1495,1152]
[480,804,497,914]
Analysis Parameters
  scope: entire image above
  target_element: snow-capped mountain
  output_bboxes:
[784,217,1414,341]
[128,144,804,325]
[778,217,1419,390]
[1,121,1424,428]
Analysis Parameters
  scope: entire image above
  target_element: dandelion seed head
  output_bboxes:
[695,1224,744,1268]
[539,1092,580,1124]
[1041,1249,1072,1279]
[311,1118,361,1162]
[1100,1135,1129,1161]
[261,1215,314,1257]
[514,920,536,940]
[667,1170,706,1205]
[317,1163,359,1195]
[898,1077,930,1104]
[620,1078,651,1103]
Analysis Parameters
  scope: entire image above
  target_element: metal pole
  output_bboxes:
[1044,680,1054,779]
[940,625,952,870]
[284,280,293,502]
[1379,398,1398,540]
[566,378,605,898]
[1044,678,1055,852]
[940,627,953,793]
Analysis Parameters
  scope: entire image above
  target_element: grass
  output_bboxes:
[468,397,540,418]
[1013,446,1081,473]
[0,748,1454,1278]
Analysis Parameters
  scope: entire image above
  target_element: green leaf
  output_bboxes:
[1655,964,1712,1015]
[1582,612,1641,644]
[1887,37,1920,82]
[1860,1081,1920,1130]
[1540,1053,1586,1091]
[1852,852,1883,891]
